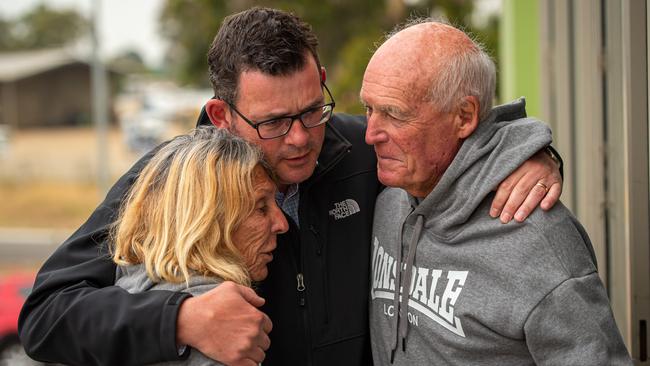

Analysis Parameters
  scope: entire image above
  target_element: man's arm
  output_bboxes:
[490,147,563,223]
[17,151,187,365]
[524,273,632,365]
[18,151,270,366]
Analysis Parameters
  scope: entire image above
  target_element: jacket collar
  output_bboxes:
[305,119,351,186]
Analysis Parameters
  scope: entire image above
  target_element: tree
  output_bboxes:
[0,5,88,51]
[158,0,499,113]
[0,18,16,50]
[109,50,148,74]
[159,0,229,87]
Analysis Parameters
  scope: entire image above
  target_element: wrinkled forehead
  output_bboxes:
[253,164,277,189]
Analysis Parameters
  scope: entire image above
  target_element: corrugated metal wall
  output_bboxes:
[536,0,650,362]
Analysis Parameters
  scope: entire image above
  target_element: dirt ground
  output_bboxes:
[0,126,184,229]
[1,127,143,183]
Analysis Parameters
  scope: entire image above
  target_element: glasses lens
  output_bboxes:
[258,118,292,139]
[256,103,334,139]
[303,105,333,128]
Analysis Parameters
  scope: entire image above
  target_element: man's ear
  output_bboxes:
[456,96,480,139]
[205,99,232,129]
[321,67,327,83]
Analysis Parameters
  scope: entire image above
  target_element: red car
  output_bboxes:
[0,272,41,365]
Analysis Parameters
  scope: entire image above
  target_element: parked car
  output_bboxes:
[0,272,42,365]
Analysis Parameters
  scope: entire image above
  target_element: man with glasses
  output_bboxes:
[19,7,562,366]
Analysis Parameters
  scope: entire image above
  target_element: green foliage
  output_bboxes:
[0,5,89,51]
[158,0,501,112]
[330,29,384,114]
[159,0,228,87]
[0,18,15,50]
[108,50,148,74]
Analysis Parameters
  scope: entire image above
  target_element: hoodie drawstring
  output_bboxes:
[390,214,425,363]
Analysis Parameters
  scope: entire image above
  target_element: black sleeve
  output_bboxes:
[546,145,564,179]
[17,148,191,366]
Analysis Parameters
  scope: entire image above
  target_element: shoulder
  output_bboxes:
[376,187,407,205]
[115,265,222,297]
[523,202,598,277]
[374,188,410,223]
[327,113,371,152]
[329,113,367,133]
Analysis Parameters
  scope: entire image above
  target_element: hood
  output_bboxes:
[409,98,552,239]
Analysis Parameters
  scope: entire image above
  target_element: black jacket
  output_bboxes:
[18,112,381,366]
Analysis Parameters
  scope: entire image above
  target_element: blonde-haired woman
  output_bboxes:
[112,126,288,365]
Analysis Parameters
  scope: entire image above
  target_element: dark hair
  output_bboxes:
[208,7,321,105]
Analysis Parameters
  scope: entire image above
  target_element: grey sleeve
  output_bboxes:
[524,273,632,366]
[183,283,220,297]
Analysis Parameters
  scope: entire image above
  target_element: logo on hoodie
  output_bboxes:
[371,237,468,337]
[329,199,360,220]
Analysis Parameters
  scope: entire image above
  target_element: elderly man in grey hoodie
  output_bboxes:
[362,19,632,366]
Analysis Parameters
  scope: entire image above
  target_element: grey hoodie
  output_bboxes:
[115,264,224,366]
[369,99,631,365]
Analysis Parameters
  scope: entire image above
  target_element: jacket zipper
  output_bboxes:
[296,273,306,304]
[293,207,313,366]
[309,224,329,324]
[293,136,350,365]
[296,266,313,365]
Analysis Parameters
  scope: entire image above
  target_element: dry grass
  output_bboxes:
[0,127,141,183]
[0,125,189,230]
[0,127,133,229]
[0,180,101,228]
[0,127,154,229]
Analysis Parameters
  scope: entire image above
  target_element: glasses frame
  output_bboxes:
[226,83,336,140]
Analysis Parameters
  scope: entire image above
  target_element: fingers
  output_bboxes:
[512,181,548,222]
[237,284,266,308]
[497,175,535,223]
[490,173,521,219]
[226,314,271,365]
[232,359,261,366]
[259,329,271,351]
[238,346,265,365]
[541,182,562,210]
[491,148,564,223]
[260,312,273,335]
[251,346,266,363]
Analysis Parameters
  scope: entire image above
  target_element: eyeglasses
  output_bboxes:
[227,83,336,140]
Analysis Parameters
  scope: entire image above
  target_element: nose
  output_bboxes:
[270,202,289,234]
[283,117,310,147]
[364,115,388,146]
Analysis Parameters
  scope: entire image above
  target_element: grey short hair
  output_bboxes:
[385,18,496,121]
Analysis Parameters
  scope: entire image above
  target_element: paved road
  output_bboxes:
[0,228,71,268]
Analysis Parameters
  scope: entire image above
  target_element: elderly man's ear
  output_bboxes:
[205,99,233,130]
[456,96,480,139]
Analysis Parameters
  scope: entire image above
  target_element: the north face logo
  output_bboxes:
[329,199,360,220]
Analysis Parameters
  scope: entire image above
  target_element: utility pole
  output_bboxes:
[91,0,110,195]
